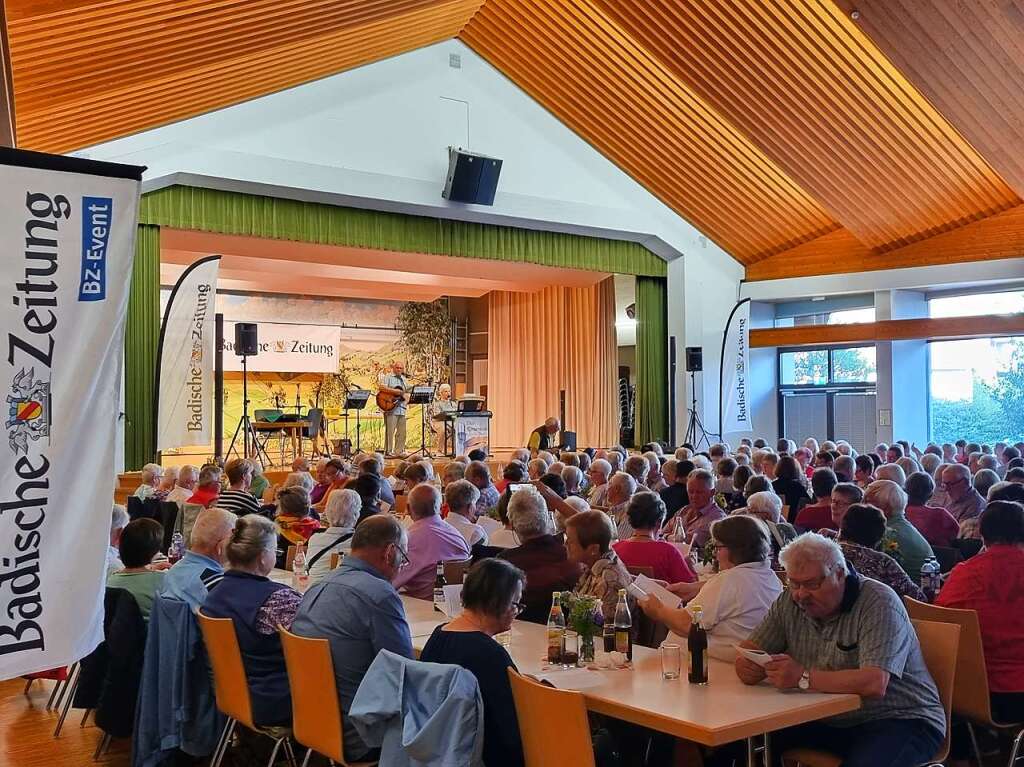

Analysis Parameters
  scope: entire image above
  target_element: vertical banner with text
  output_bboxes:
[156,256,220,451]
[0,148,143,676]
[721,300,752,434]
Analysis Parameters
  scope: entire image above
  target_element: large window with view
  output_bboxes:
[928,290,1024,444]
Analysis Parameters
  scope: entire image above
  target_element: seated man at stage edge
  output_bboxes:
[527,417,560,455]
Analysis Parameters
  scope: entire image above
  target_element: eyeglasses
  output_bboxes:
[788,574,829,592]
[393,544,411,569]
[940,477,967,490]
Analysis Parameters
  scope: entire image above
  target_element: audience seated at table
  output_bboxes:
[249,462,270,501]
[392,484,471,599]
[201,514,301,728]
[357,452,395,508]
[351,473,382,524]
[940,462,987,523]
[739,491,797,565]
[164,465,198,505]
[464,460,500,518]
[420,558,527,767]
[161,507,237,608]
[291,515,413,764]
[106,504,129,578]
[664,469,726,549]
[445,479,488,546]
[133,463,164,500]
[308,458,331,506]
[835,503,925,601]
[772,455,810,515]
[936,500,1024,764]
[833,455,856,484]
[640,514,782,662]
[214,459,262,516]
[565,510,633,621]
[496,487,580,623]
[107,518,167,621]
[586,457,612,507]
[643,451,667,493]
[736,533,946,767]
[273,486,319,550]
[153,466,179,501]
[612,492,696,584]
[312,457,348,513]
[186,464,223,508]
[794,467,838,532]
[561,464,585,497]
[865,479,935,583]
[442,460,466,487]
[306,488,360,584]
[903,470,959,548]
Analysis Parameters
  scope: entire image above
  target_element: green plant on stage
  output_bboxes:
[396,299,451,384]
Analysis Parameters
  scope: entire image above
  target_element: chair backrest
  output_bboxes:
[279,627,344,763]
[126,495,146,520]
[951,537,983,560]
[508,669,595,767]
[910,618,960,763]
[904,596,993,724]
[931,546,960,574]
[181,503,205,548]
[625,564,654,578]
[443,559,472,585]
[285,544,297,572]
[329,552,342,570]
[196,611,255,729]
[159,502,180,552]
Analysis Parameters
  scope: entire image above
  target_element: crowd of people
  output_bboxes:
[103,433,1024,767]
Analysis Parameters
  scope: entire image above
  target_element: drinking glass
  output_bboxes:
[661,643,682,680]
[562,631,580,668]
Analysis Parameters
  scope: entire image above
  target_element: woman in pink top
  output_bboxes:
[612,492,696,584]
[904,471,959,548]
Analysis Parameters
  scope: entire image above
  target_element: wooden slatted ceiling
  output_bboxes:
[831,0,1024,202]
[5,0,483,153]
[460,0,839,264]
[594,0,1019,254]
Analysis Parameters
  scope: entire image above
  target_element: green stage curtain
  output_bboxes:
[139,185,667,277]
[125,224,160,470]
[635,276,668,447]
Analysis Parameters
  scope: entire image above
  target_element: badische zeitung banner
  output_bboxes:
[0,147,143,676]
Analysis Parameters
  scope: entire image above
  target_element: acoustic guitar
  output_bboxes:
[376,388,405,413]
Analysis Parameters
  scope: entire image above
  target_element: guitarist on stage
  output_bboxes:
[378,360,408,457]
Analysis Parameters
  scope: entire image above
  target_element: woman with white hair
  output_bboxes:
[305,488,361,584]
[864,479,934,583]
[133,463,164,500]
[742,490,797,565]
[644,451,667,492]
[561,465,584,497]
[875,462,907,487]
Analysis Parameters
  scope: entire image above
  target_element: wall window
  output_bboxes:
[774,306,875,328]
[929,335,1024,444]
[779,345,876,387]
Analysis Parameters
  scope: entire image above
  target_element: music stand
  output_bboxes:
[342,388,371,454]
[407,385,436,458]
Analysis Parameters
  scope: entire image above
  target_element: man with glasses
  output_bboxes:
[291,515,414,764]
[586,458,612,507]
[734,533,945,767]
[940,463,986,523]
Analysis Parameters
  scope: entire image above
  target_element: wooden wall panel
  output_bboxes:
[6,0,483,153]
[0,0,13,147]
[461,0,840,264]
[746,202,1024,281]
[596,0,1018,254]
[832,0,1024,203]
[751,314,1024,348]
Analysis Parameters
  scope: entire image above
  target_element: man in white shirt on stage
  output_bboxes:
[378,360,408,458]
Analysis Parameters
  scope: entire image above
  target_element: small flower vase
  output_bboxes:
[579,634,595,665]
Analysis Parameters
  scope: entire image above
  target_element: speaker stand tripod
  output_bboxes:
[227,354,271,466]
[683,369,711,450]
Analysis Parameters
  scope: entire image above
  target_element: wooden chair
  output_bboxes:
[508,669,596,767]
[625,564,655,578]
[395,495,407,516]
[279,627,377,767]
[904,597,1024,767]
[196,611,297,767]
[782,618,959,767]
[443,559,473,585]
[329,552,342,570]
[285,545,297,571]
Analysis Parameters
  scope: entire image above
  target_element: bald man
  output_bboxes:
[528,417,561,454]
[390,484,470,599]
[160,507,238,609]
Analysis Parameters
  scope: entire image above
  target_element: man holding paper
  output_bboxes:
[637,515,781,661]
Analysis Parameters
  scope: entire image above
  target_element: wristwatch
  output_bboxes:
[798,669,811,691]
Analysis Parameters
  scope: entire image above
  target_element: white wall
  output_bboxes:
[77,40,727,265]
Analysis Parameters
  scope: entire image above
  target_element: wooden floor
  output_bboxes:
[0,678,129,767]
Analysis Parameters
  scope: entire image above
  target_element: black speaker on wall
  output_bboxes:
[234,322,258,357]
[685,346,703,373]
[442,147,503,205]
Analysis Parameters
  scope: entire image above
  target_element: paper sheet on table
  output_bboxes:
[409,619,443,638]
[533,668,606,691]
[627,574,683,609]
[441,585,464,618]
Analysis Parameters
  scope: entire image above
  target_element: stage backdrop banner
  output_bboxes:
[0,148,143,676]
[222,321,341,373]
[721,300,752,433]
[156,256,220,450]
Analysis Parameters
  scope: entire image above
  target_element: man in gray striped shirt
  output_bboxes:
[736,533,945,767]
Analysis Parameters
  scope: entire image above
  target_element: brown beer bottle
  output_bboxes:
[688,606,708,684]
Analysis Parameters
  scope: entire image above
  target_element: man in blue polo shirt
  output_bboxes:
[160,507,237,608]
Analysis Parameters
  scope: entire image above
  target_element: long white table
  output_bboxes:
[270,570,859,748]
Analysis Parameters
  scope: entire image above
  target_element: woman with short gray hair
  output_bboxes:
[306,489,360,584]
[201,514,302,727]
[561,465,584,496]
